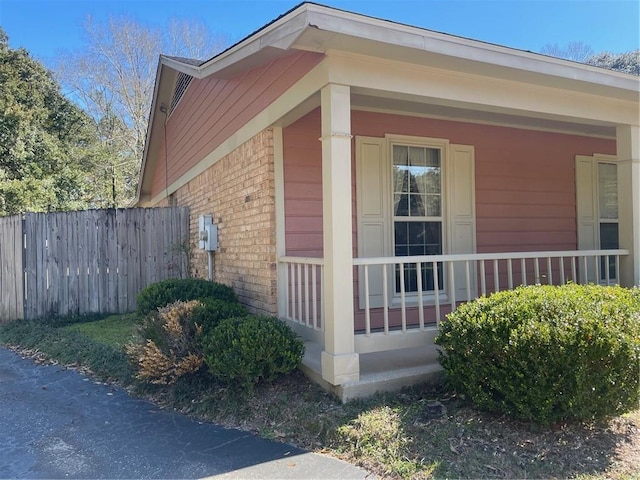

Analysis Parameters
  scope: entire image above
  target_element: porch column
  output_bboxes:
[320,83,359,385]
[617,125,640,286]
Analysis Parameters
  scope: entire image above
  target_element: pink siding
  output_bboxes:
[283,109,324,256]
[150,51,324,198]
[284,108,616,257]
[283,109,616,330]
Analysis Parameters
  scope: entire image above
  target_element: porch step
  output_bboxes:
[299,341,445,402]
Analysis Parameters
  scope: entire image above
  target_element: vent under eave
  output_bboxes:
[169,72,193,115]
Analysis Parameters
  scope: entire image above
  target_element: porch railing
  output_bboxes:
[353,249,629,337]
[279,256,324,332]
[279,249,629,354]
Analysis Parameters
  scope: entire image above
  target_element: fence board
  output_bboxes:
[88,210,100,312]
[9,207,188,320]
[58,213,69,317]
[125,210,143,310]
[0,215,24,322]
[66,210,81,315]
[35,214,46,318]
[107,210,118,313]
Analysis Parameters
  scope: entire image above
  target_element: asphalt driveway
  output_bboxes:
[0,348,369,479]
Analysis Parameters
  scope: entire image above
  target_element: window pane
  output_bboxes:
[394,193,409,216]
[598,163,618,220]
[409,194,426,216]
[408,146,426,167]
[426,195,441,217]
[394,221,443,292]
[599,223,619,280]
[393,145,408,166]
[393,145,441,218]
[600,223,619,250]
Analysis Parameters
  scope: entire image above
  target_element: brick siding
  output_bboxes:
[157,129,277,315]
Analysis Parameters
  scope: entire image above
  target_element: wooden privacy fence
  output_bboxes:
[0,207,190,322]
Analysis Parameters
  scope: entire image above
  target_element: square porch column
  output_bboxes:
[617,125,640,286]
[320,83,359,385]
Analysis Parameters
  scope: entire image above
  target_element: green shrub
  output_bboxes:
[435,284,640,424]
[136,278,237,316]
[127,300,205,385]
[190,298,247,337]
[202,315,305,390]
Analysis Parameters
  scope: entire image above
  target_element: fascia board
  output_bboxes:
[136,59,166,203]
[302,4,638,94]
[161,9,310,80]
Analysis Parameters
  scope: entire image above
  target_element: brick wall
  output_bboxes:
[157,129,277,315]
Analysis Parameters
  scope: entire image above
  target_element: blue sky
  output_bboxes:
[1,0,638,63]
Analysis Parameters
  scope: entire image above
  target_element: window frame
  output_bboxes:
[386,135,450,300]
[595,160,619,281]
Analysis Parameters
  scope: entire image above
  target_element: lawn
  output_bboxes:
[62,313,137,347]
[1,314,639,479]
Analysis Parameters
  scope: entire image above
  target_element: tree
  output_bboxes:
[540,41,639,75]
[586,50,640,75]
[54,16,227,207]
[0,28,100,215]
[541,41,594,62]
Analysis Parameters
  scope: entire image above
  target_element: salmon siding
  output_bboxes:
[283,108,616,258]
[150,51,324,199]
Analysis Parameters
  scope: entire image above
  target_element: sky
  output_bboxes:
[0,0,638,64]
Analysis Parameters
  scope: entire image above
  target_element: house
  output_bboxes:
[136,3,640,400]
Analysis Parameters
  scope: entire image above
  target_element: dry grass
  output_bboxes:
[148,371,640,480]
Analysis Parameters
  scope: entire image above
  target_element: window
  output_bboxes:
[597,162,619,279]
[576,154,619,284]
[356,135,475,309]
[391,144,444,293]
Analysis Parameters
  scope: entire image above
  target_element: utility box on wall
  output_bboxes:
[198,215,218,251]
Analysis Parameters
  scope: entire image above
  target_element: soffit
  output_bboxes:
[350,92,616,138]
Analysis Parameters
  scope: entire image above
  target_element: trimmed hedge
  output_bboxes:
[136,278,237,316]
[128,297,247,385]
[190,298,247,337]
[435,284,640,424]
[202,315,305,390]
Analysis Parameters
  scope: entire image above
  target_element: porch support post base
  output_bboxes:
[321,351,360,385]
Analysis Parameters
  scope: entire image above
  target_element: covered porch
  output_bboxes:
[263,9,639,400]
[273,80,638,401]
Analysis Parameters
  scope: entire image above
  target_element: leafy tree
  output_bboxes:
[0,28,100,215]
[54,16,227,206]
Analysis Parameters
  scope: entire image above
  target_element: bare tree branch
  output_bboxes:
[53,15,228,206]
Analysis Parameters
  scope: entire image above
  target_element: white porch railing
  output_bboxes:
[280,249,629,354]
[353,249,629,335]
[279,256,324,332]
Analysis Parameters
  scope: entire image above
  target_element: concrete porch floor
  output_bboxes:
[299,340,445,402]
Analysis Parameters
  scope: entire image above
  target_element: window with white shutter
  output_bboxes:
[356,134,476,307]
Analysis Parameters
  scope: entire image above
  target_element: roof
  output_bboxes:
[159,2,638,91]
[162,55,206,67]
[137,2,640,204]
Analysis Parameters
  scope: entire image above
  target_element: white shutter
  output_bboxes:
[575,155,598,282]
[448,144,477,299]
[356,136,389,308]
